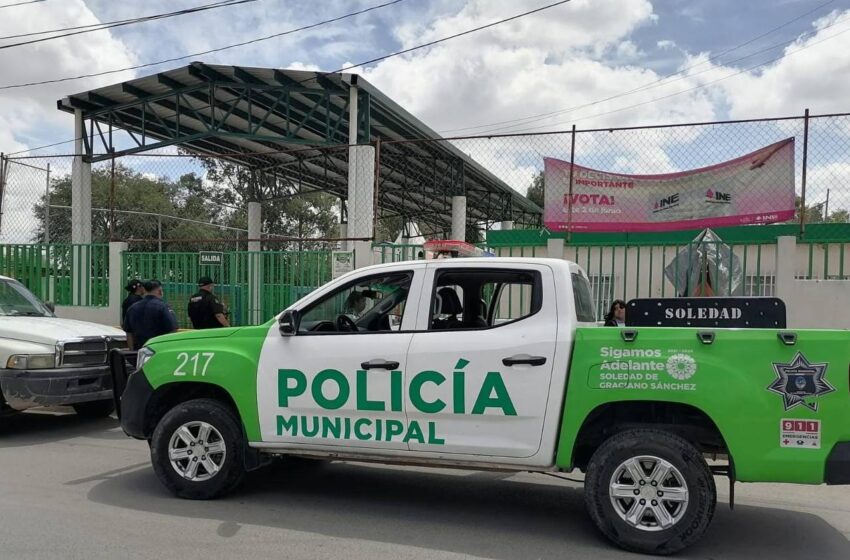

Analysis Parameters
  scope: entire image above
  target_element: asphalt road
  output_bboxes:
[1,409,849,560]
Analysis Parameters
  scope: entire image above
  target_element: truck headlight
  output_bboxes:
[6,354,56,370]
[136,346,155,370]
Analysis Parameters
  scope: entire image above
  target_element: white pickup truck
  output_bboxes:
[0,275,126,419]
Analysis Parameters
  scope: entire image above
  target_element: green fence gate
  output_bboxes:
[0,243,109,306]
[122,250,332,328]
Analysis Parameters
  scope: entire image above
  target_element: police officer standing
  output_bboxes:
[188,277,230,329]
[123,280,178,350]
[121,279,145,324]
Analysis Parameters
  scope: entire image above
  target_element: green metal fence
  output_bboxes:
[799,240,849,280]
[122,250,332,328]
[0,244,109,306]
[373,243,426,263]
[492,237,850,321]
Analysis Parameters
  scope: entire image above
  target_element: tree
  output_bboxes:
[793,196,848,224]
[526,171,544,208]
[191,155,339,248]
[33,166,232,251]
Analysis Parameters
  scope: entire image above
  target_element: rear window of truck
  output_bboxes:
[571,272,596,322]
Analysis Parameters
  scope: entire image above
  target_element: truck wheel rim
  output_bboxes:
[167,421,227,482]
[608,455,689,532]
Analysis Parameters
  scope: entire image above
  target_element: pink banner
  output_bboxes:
[543,138,796,232]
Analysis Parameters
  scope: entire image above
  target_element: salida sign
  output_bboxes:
[543,138,795,232]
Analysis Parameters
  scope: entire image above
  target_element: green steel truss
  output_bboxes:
[58,62,540,236]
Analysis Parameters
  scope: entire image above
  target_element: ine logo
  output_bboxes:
[705,189,732,204]
[653,193,680,213]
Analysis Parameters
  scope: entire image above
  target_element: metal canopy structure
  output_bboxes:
[57,62,541,235]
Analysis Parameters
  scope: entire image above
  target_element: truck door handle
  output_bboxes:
[777,331,797,345]
[502,354,547,367]
[361,359,400,370]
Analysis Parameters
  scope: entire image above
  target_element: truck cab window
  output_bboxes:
[430,269,541,330]
[571,272,597,323]
[298,272,412,333]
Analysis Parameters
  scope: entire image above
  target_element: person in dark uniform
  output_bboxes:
[121,279,145,324]
[123,280,178,350]
[187,276,230,330]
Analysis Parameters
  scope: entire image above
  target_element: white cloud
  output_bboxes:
[689,9,850,119]
[0,0,136,152]
[0,1,136,241]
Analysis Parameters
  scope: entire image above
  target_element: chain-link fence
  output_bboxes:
[2,111,849,250]
[378,111,850,238]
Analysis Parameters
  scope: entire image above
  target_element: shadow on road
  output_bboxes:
[0,409,124,448]
[83,460,850,559]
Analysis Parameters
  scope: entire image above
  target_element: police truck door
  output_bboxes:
[404,262,558,459]
[255,267,424,451]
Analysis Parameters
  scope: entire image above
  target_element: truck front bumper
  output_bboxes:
[0,365,113,409]
[826,442,850,485]
[119,368,154,440]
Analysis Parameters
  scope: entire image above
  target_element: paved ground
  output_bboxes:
[1,409,849,560]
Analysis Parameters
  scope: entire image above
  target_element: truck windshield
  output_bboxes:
[0,279,54,317]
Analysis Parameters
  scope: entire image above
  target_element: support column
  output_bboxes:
[247,201,262,324]
[451,195,467,241]
[247,202,261,252]
[347,145,375,254]
[71,110,92,244]
[108,241,128,326]
[71,110,92,305]
[547,237,565,259]
[775,235,797,325]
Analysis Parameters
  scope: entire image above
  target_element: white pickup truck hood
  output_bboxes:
[0,317,124,346]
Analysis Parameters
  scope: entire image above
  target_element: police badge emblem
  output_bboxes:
[768,352,834,411]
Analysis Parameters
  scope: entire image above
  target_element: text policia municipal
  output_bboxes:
[276,366,516,444]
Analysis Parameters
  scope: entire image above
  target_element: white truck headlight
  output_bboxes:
[6,354,56,370]
[136,347,155,370]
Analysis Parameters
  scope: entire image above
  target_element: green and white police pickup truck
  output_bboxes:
[116,257,850,555]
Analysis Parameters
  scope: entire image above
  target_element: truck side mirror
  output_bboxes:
[279,310,300,336]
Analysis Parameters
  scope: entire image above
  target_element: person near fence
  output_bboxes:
[121,279,145,324]
[604,299,627,327]
[187,277,230,329]
[123,280,178,350]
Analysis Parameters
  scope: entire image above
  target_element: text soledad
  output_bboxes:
[275,366,516,444]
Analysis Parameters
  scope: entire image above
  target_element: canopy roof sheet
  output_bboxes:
[58,62,541,233]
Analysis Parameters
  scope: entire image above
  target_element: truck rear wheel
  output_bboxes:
[72,399,115,419]
[584,429,716,555]
[150,398,246,499]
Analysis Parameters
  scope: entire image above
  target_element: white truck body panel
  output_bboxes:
[254,258,588,469]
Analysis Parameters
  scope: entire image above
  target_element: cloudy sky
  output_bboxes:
[1,0,848,153]
[0,0,849,242]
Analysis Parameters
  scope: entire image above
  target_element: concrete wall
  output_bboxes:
[787,280,850,329]
[540,235,850,329]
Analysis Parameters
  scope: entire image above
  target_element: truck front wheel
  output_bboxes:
[584,429,716,555]
[150,398,246,499]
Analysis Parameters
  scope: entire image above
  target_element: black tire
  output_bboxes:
[584,429,716,555]
[72,399,115,419]
[150,398,246,499]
